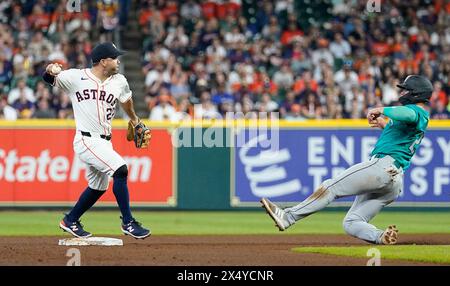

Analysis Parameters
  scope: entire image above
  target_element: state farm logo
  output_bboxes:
[0,149,151,182]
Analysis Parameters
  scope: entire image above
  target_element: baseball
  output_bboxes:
[51,64,61,74]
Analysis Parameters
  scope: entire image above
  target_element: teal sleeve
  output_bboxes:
[383,106,417,123]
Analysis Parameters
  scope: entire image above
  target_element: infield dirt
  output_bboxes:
[0,234,449,266]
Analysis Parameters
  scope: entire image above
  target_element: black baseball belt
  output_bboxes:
[80,131,112,141]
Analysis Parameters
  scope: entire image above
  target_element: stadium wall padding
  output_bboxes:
[177,128,230,210]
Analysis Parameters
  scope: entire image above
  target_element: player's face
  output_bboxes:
[103,57,120,76]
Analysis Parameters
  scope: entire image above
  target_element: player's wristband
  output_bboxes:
[42,72,56,86]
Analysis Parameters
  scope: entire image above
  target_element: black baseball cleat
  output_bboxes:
[59,216,92,238]
[121,217,151,239]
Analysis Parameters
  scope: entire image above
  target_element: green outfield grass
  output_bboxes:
[0,210,449,236]
[293,245,450,264]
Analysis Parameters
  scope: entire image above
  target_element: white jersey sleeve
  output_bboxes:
[55,69,77,92]
[116,74,132,103]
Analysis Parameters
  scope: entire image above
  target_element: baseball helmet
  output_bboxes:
[397,75,433,105]
[91,42,124,64]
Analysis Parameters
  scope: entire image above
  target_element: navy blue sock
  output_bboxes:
[113,177,133,224]
[66,187,104,222]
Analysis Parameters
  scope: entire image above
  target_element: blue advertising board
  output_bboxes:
[233,128,450,206]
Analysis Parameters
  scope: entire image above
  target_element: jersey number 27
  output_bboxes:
[106,108,115,120]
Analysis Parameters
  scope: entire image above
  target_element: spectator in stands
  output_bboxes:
[431,100,450,119]
[97,0,119,42]
[224,25,245,50]
[349,86,366,119]
[0,52,13,86]
[0,94,17,120]
[291,41,313,75]
[164,26,189,52]
[145,10,166,51]
[381,77,400,106]
[280,19,304,46]
[279,90,297,118]
[219,99,234,117]
[0,1,105,119]
[12,88,34,118]
[28,4,51,31]
[273,62,294,90]
[300,91,322,119]
[169,63,191,101]
[149,93,178,121]
[212,84,234,106]
[262,16,281,42]
[334,61,358,91]
[324,91,343,119]
[194,90,221,119]
[13,18,30,42]
[145,61,170,100]
[430,81,447,109]
[206,37,227,65]
[34,81,49,100]
[334,61,358,114]
[254,92,278,113]
[180,0,202,20]
[201,0,217,21]
[329,33,351,62]
[284,103,305,121]
[293,70,318,98]
[8,78,35,104]
[236,99,257,119]
[173,98,193,121]
[33,97,56,119]
[0,0,449,121]
[28,31,53,64]
[12,47,34,80]
[55,92,73,119]
[312,38,334,68]
[65,5,92,36]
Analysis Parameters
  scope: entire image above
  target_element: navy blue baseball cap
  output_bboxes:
[91,42,125,63]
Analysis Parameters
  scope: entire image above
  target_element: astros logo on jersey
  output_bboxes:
[75,89,119,105]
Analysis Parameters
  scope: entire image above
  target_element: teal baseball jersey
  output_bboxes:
[371,104,429,170]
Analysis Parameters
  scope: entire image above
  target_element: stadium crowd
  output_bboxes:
[0,0,449,121]
[0,0,125,120]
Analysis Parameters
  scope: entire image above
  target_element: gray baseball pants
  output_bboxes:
[284,155,403,244]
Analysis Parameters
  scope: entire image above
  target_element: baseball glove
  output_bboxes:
[127,120,151,148]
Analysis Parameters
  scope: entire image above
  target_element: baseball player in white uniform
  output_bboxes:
[43,42,150,239]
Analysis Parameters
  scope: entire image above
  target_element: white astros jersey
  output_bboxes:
[56,68,132,135]
[54,68,130,190]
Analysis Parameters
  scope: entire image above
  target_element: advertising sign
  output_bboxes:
[0,128,174,206]
[234,128,450,206]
